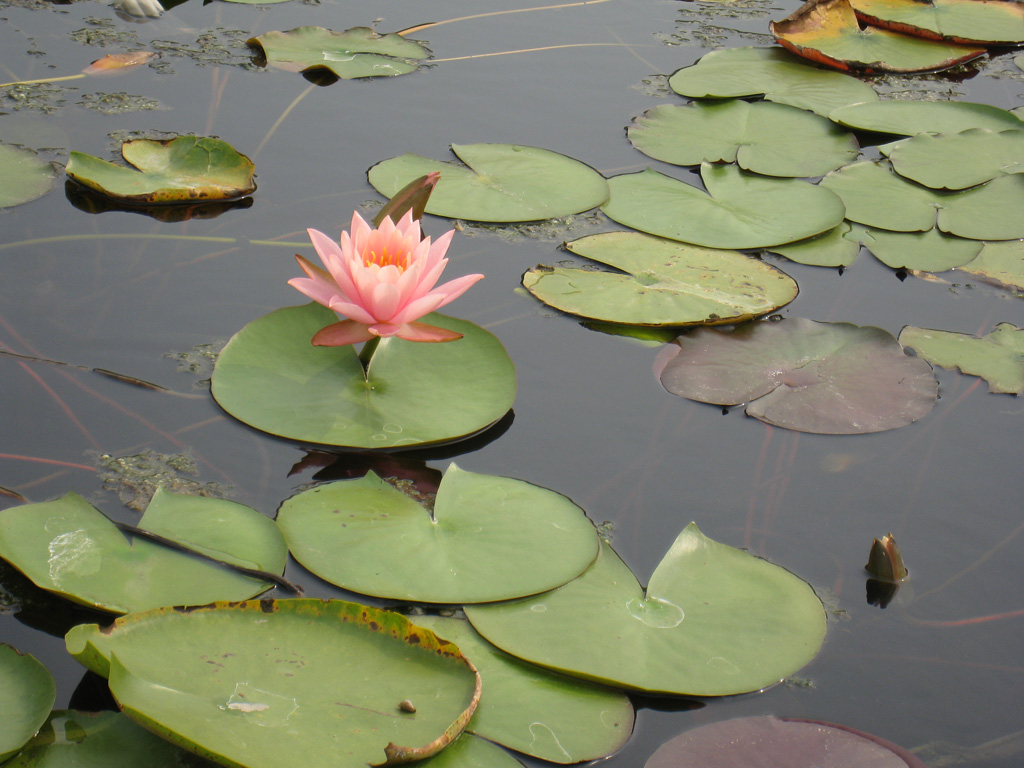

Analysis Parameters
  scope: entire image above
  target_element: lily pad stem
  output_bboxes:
[358,337,381,374]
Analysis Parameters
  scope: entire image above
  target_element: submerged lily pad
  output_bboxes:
[8,710,204,767]
[627,101,858,177]
[668,46,879,116]
[957,240,1024,290]
[0,645,56,763]
[65,136,255,204]
[248,27,429,79]
[646,715,928,768]
[770,0,987,74]
[656,318,938,434]
[884,128,1024,190]
[828,100,1024,136]
[899,323,1024,394]
[0,489,287,613]
[466,524,826,696]
[368,144,609,222]
[820,161,1024,240]
[602,164,845,249]
[414,616,634,763]
[524,232,798,326]
[0,143,56,208]
[66,600,481,768]
[849,0,1024,45]
[211,304,516,449]
[277,466,597,603]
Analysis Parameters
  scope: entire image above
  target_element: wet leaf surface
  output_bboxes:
[0,142,56,208]
[248,27,429,78]
[849,0,1024,45]
[899,322,1024,394]
[0,645,56,763]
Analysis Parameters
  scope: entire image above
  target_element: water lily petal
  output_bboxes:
[393,321,465,342]
[370,281,403,321]
[288,256,344,308]
[326,298,377,326]
[308,228,360,301]
[311,320,377,346]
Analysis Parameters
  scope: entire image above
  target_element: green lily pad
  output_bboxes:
[523,232,798,326]
[627,101,858,177]
[899,323,1024,394]
[0,645,56,763]
[820,161,1024,240]
[367,144,609,222]
[656,318,938,434]
[465,524,826,696]
[417,733,524,768]
[65,136,255,204]
[770,0,987,74]
[957,240,1024,290]
[211,304,516,449]
[848,223,982,270]
[276,465,598,604]
[0,489,287,613]
[829,100,1024,137]
[248,27,429,79]
[6,710,205,767]
[884,128,1024,190]
[413,615,634,763]
[602,164,846,249]
[849,0,1024,45]
[668,46,879,116]
[767,222,861,267]
[66,600,481,768]
[0,143,56,208]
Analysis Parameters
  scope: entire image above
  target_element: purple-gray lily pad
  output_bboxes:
[656,318,938,434]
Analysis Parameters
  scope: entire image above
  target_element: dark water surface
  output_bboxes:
[1,0,1022,765]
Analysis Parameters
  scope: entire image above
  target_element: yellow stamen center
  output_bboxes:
[364,247,409,271]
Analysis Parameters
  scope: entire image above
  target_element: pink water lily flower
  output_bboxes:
[289,210,483,346]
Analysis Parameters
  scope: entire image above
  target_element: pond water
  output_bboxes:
[1,0,1022,765]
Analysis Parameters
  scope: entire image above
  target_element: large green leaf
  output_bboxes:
[248,27,429,79]
[770,0,986,74]
[211,304,516,449]
[414,616,634,763]
[417,733,524,768]
[884,128,1024,190]
[367,144,609,222]
[65,136,255,204]
[0,489,287,613]
[0,143,56,208]
[602,165,845,249]
[957,240,1024,291]
[6,711,205,767]
[0,645,56,763]
[656,318,938,434]
[66,600,481,768]
[829,100,1024,137]
[276,466,598,603]
[899,323,1024,394]
[523,232,798,326]
[849,0,1024,45]
[767,223,861,267]
[848,223,982,270]
[627,101,858,177]
[820,161,1024,240]
[466,524,826,696]
[668,46,879,116]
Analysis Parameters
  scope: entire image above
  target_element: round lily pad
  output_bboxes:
[628,101,859,177]
[849,223,982,270]
[602,164,846,249]
[645,715,928,768]
[828,100,1024,136]
[66,600,481,768]
[466,524,827,697]
[414,616,634,763]
[0,143,56,208]
[211,304,516,449]
[66,136,255,204]
[668,46,879,116]
[0,645,56,763]
[848,0,1024,45]
[248,27,429,79]
[417,733,525,768]
[899,322,1024,394]
[885,128,1024,190]
[276,465,598,603]
[957,239,1024,291]
[656,317,938,434]
[367,144,609,222]
[0,489,287,614]
[767,223,861,267]
[7,710,203,767]
[524,232,798,326]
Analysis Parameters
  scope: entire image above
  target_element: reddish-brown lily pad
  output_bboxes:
[770,0,987,74]
[849,0,1024,45]
[646,715,928,768]
[655,318,938,434]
